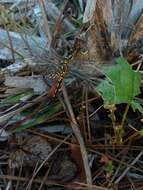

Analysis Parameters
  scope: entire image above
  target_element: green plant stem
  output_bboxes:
[110,109,118,143]
[110,111,116,129]
[121,103,130,127]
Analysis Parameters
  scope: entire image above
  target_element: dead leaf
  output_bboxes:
[100,154,109,164]
[5,76,48,94]
[83,0,97,23]
[128,13,143,45]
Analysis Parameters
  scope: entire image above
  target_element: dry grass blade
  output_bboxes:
[38,0,51,44]
[51,0,69,48]
[114,150,143,184]
[0,93,46,124]
[61,84,92,190]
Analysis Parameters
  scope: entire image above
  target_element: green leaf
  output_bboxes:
[105,161,113,172]
[96,57,141,105]
[131,100,143,114]
[1,90,33,104]
[139,129,143,136]
[96,80,115,104]
[13,103,62,132]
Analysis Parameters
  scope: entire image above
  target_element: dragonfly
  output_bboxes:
[47,43,80,98]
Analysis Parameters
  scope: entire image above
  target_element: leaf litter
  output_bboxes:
[0,0,143,190]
